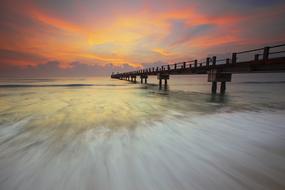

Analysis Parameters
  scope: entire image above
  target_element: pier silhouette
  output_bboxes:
[111,44,285,94]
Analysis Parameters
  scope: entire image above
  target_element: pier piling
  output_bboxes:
[208,70,231,95]
[211,82,217,94]
[157,73,169,89]
[221,82,226,94]
[140,75,148,84]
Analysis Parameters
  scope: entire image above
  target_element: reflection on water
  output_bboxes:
[0,74,285,190]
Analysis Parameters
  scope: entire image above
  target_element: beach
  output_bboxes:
[0,74,285,190]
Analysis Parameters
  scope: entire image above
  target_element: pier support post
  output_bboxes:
[194,60,198,68]
[157,73,169,90]
[263,46,270,62]
[130,75,136,83]
[254,54,259,61]
[211,82,217,94]
[212,56,216,66]
[206,57,210,67]
[208,70,231,95]
[221,82,226,94]
[140,75,148,84]
[232,53,237,64]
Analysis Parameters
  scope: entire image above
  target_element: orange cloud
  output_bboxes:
[29,9,83,34]
[1,0,284,75]
[152,48,174,56]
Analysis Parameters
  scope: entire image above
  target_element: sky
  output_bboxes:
[0,0,285,77]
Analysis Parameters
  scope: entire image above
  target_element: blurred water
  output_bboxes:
[0,74,285,190]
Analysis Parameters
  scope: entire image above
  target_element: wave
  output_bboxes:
[1,111,285,190]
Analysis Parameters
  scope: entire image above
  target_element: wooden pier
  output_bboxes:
[111,44,285,94]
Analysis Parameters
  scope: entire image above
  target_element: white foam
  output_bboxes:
[1,111,285,190]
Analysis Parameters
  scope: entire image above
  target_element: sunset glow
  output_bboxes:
[0,0,285,76]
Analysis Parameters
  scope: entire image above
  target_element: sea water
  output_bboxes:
[0,73,285,190]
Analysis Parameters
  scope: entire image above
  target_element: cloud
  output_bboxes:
[163,20,215,46]
[152,48,174,56]
[0,0,285,76]
[0,49,47,66]
[0,61,139,77]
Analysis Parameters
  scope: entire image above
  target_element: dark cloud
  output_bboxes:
[196,0,285,15]
[0,61,138,77]
[164,20,215,46]
[0,49,46,63]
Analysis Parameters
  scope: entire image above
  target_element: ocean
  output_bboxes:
[0,73,285,190]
